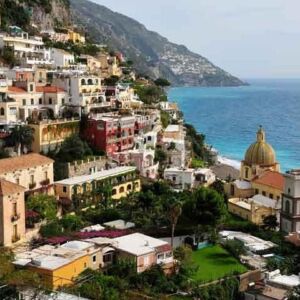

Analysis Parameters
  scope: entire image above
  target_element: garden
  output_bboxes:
[190,245,248,283]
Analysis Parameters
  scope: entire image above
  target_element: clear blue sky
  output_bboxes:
[91,0,300,79]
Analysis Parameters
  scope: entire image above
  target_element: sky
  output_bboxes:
[90,0,300,79]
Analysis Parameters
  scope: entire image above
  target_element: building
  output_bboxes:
[0,28,52,66]
[0,153,54,196]
[241,126,280,182]
[226,127,284,212]
[280,169,300,233]
[13,242,97,289]
[228,194,279,225]
[0,179,25,246]
[29,118,80,153]
[194,168,216,187]
[83,115,135,155]
[113,233,174,274]
[53,75,108,114]
[51,48,75,68]
[54,166,141,204]
[164,167,195,190]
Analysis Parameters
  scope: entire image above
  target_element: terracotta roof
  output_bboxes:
[0,153,54,174]
[253,171,284,191]
[8,86,27,93]
[0,179,25,196]
[36,86,65,93]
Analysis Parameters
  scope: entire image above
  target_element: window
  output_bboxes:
[0,107,4,115]
[22,99,26,106]
[13,203,17,216]
[93,255,97,263]
[245,168,249,179]
[63,186,67,193]
[39,98,42,104]
[31,98,34,105]
[285,200,291,214]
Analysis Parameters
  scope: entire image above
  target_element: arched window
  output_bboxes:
[285,200,291,213]
[0,107,4,115]
[81,79,86,86]
[119,186,125,193]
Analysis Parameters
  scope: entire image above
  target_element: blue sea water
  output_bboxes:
[168,79,300,172]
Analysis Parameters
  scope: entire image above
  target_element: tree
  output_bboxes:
[167,200,182,248]
[223,239,246,259]
[26,194,57,221]
[262,215,279,231]
[154,78,171,87]
[183,187,227,227]
[57,134,92,162]
[9,125,34,155]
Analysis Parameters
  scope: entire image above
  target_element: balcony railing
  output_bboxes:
[11,214,20,222]
[40,178,50,186]
[29,182,37,190]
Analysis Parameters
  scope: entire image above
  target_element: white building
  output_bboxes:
[164,167,195,190]
[0,28,52,66]
[51,48,75,68]
[195,168,216,186]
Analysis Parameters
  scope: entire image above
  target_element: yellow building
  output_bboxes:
[227,127,283,200]
[68,30,85,44]
[14,245,88,289]
[228,196,278,225]
[241,126,280,182]
[55,166,141,209]
[29,118,80,154]
[0,153,54,196]
[0,179,25,246]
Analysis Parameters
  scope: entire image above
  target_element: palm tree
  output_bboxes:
[168,200,182,248]
[10,125,34,156]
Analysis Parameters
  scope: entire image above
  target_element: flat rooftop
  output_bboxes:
[113,233,169,256]
[55,166,136,186]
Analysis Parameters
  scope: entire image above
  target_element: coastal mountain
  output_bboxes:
[70,0,245,87]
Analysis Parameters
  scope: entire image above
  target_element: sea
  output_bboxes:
[168,79,300,172]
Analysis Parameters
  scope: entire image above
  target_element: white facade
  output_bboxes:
[164,167,195,190]
[51,48,75,68]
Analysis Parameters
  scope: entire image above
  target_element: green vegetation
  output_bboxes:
[27,194,57,221]
[190,245,247,282]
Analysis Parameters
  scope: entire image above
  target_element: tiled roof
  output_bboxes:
[36,86,65,93]
[0,153,54,174]
[8,86,26,93]
[253,171,284,190]
[0,179,25,196]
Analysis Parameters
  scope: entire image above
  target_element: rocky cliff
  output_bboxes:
[70,0,245,87]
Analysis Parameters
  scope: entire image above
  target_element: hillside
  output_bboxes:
[70,0,245,87]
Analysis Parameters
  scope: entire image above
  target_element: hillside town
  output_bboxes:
[0,22,300,300]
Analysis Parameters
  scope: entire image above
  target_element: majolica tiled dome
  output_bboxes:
[244,126,276,166]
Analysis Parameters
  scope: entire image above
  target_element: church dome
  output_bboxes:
[244,126,276,166]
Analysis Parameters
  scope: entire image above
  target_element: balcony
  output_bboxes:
[40,178,50,186]
[12,234,21,243]
[29,182,37,190]
[11,214,20,222]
